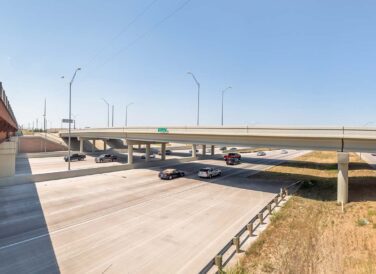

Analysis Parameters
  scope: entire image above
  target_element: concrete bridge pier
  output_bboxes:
[92,140,96,153]
[211,145,215,156]
[127,140,134,164]
[337,152,349,204]
[79,138,84,153]
[202,145,206,156]
[161,143,166,160]
[192,144,197,158]
[145,144,151,161]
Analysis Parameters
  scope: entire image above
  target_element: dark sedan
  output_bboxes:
[64,153,86,162]
[159,169,185,180]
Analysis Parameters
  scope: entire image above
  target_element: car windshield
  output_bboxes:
[200,168,210,172]
[163,169,176,174]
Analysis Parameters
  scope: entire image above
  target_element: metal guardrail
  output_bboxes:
[0,82,17,126]
[199,180,303,273]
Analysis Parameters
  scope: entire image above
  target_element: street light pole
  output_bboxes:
[125,103,134,127]
[221,86,232,126]
[102,98,110,128]
[112,105,114,127]
[43,98,47,152]
[67,68,81,171]
[187,72,200,126]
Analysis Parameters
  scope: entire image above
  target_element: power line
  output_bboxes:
[84,0,160,68]
[84,0,192,78]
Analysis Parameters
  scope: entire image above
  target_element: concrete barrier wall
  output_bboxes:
[17,151,71,159]
[0,157,197,187]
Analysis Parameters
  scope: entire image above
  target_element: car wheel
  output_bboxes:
[219,172,222,176]
[100,159,103,163]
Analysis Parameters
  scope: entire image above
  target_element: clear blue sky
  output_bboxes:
[1,0,376,128]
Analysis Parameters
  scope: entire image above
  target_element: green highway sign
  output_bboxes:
[157,128,168,133]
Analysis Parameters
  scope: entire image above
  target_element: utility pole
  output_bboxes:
[125,103,134,127]
[43,98,47,152]
[102,98,110,128]
[221,86,232,126]
[64,68,82,171]
[112,105,114,127]
[187,72,200,126]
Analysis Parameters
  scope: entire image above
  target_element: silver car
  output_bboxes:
[198,167,222,178]
[257,151,266,156]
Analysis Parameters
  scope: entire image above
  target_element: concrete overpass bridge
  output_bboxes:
[60,126,376,204]
[0,82,17,143]
[0,82,18,178]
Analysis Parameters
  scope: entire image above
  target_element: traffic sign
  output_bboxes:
[157,128,168,133]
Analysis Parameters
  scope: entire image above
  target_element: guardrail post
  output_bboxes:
[233,236,240,253]
[267,204,272,215]
[258,212,264,224]
[247,223,253,236]
[274,196,279,206]
[215,255,223,271]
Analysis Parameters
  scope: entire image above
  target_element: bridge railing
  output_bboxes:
[199,180,303,274]
[0,82,17,127]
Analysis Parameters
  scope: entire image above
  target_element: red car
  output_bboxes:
[224,153,241,160]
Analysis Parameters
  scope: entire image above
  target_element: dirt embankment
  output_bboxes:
[229,151,376,274]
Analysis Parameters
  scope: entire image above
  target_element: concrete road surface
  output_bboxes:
[0,149,307,274]
[359,153,376,169]
[15,150,196,175]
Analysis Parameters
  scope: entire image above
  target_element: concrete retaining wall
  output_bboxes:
[18,136,67,153]
[0,157,197,187]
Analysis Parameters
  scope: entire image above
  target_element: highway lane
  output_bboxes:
[0,149,307,274]
[359,153,376,169]
[15,150,199,175]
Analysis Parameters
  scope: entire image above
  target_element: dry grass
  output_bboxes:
[228,151,376,274]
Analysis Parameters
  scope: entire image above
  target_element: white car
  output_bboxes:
[141,154,156,159]
[281,149,288,154]
[257,151,266,156]
[198,167,222,178]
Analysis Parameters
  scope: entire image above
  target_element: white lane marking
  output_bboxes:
[87,186,245,274]
[0,150,308,252]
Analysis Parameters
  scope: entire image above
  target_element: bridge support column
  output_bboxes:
[211,145,215,156]
[103,141,107,151]
[79,139,84,153]
[0,137,17,178]
[192,144,197,158]
[127,141,134,164]
[161,143,166,160]
[92,140,96,153]
[202,145,206,156]
[337,152,349,204]
[145,144,151,161]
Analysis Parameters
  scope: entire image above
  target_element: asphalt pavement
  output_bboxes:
[1,149,307,274]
